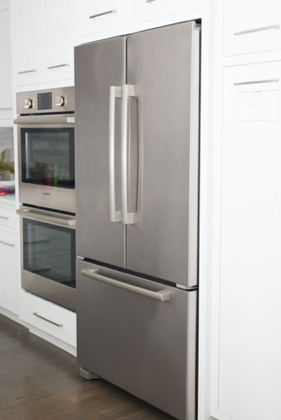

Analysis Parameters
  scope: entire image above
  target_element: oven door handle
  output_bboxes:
[14,114,75,125]
[16,208,76,228]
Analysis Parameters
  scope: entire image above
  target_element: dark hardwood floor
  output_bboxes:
[0,314,175,420]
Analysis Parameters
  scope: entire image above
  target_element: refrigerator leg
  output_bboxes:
[80,366,100,380]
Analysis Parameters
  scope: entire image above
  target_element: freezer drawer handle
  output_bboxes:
[109,86,122,222]
[121,84,137,225]
[81,268,174,301]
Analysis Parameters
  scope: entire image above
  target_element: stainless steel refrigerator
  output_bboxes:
[75,21,200,420]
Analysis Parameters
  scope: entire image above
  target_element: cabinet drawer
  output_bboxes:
[134,0,201,23]
[77,0,133,38]
[0,208,17,229]
[21,292,76,346]
[224,0,281,56]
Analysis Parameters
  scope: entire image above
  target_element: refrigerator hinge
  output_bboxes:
[77,255,85,261]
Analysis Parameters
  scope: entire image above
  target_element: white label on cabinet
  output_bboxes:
[238,90,279,122]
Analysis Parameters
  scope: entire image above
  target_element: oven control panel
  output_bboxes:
[16,86,74,115]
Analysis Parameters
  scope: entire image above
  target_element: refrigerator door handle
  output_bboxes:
[109,86,122,222]
[121,84,136,224]
[81,268,175,301]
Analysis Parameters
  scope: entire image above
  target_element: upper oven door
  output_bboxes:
[15,115,75,213]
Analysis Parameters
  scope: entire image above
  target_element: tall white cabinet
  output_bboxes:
[211,61,281,420]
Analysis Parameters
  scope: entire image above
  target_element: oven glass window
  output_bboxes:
[23,218,76,288]
[21,128,74,188]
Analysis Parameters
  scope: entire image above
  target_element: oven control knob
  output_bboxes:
[24,99,33,109]
[55,96,65,107]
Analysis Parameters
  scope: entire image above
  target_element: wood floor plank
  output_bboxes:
[0,315,175,420]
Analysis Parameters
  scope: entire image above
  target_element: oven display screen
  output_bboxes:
[37,92,52,110]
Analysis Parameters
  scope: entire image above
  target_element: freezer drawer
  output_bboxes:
[77,259,197,420]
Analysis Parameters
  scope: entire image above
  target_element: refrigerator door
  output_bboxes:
[77,259,197,420]
[75,37,126,267]
[125,22,200,287]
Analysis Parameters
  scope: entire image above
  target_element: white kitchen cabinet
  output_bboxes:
[20,290,76,350]
[0,2,13,120]
[134,0,201,23]
[211,61,281,420]
[43,0,76,84]
[77,0,133,41]
[12,0,76,87]
[0,203,19,314]
[13,0,44,87]
[224,0,281,56]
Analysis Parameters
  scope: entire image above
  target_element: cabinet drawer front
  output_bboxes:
[78,0,133,38]
[0,208,16,229]
[134,0,201,23]
[21,293,76,346]
[224,0,281,56]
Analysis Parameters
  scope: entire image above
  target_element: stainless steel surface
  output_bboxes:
[33,312,63,327]
[17,69,37,74]
[126,22,200,287]
[47,64,69,70]
[18,206,76,312]
[89,10,115,19]
[0,240,15,246]
[17,206,76,228]
[109,86,122,222]
[75,21,200,420]
[121,84,136,225]
[16,86,74,115]
[75,37,126,267]
[81,267,175,301]
[234,24,280,36]
[77,259,197,420]
[14,114,75,125]
[233,79,279,86]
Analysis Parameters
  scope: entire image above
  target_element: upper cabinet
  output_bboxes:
[43,0,76,84]
[224,0,281,56]
[0,1,13,120]
[77,0,134,41]
[12,0,76,87]
[134,0,201,23]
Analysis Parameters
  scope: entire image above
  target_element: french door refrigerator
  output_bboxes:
[75,21,200,420]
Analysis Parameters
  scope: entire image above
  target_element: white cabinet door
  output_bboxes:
[0,228,19,314]
[13,0,44,86]
[224,0,281,56]
[134,0,201,23]
[212,62,281,420]
[77,0,133,39]
[0,4,12,112]
[43,0,76,83]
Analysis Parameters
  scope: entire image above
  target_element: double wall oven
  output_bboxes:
[15,87,76,312]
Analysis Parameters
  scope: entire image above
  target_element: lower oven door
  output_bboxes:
[17,206,76,312]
